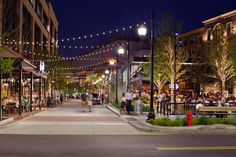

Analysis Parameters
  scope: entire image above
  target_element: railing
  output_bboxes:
[156,101,198,116]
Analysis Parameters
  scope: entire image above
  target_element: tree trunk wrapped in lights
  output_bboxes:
[210,37,235,98]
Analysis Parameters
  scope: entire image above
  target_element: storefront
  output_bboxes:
[0,49,48,116]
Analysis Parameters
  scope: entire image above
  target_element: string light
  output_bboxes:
[0,22,146,48]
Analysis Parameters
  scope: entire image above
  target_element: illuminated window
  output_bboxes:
[207,29,212,41]
[213,24,224,40]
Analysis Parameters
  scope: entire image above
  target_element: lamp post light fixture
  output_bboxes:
[138,25,147,37]
[102,75,105,79]
[117,47,125,55]
[105,70,110,75]
[109,60,115,66]
[138,11,156,120]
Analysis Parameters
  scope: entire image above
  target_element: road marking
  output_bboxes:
[156,146,236,151]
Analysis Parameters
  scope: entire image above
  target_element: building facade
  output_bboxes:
[0,0,58,115]
[177,10,236,94]
[178,10,236,64]
[0,0,58,60]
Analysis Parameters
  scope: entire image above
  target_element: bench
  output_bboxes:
[197,106,236,117]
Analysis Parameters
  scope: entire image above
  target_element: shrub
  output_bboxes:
[207,118,225,125]
[173,118,186,126]
[146,119,155,125]
[225,115,236,125]
[112,102,120,109]
[192,118,199,126]
[198,116,209,125]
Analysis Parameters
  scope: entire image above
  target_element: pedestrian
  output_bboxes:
[47,93,52,107]
[60,93,63,105]
[100,92,105,104]
[81,93,88,112]
[120,93,126,114]
[125,89,133,115]
[88,93,93,112]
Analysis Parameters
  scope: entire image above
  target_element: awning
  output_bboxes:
[0,48,48,79]
[0,47,23,58]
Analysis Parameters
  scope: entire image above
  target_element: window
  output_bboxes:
[207,29,212,41]
[226,23,232,37]
[35,0,42,19]
[29,0,35,8]
[213,24,224,40]
[43,12,49,30]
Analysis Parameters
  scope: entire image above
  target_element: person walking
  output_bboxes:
[81,93,88,112]
[120,93,126,114]
[125,89,133,115]
[60,93,63,105]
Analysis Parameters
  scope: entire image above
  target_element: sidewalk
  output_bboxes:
[0,99,68,127]
[105,104,236,135]
[0,99,147,135]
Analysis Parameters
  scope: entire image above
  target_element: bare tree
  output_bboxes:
[210,37,235,97]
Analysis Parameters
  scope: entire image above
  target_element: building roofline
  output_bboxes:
[202,10,236,25]
[178,27,204,38]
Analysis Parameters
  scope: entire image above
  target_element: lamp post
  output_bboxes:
[105,70,110,103]
[114,47,125,103]
[173,32,178,114]
[138,10,156,120]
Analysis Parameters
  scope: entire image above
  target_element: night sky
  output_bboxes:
[51,0,236,57]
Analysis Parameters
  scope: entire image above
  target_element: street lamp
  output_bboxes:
[114,47,125,103]
[173,32,179,114]
[105,70,110,75]
[109,60,115,66]
[138,11,156,120]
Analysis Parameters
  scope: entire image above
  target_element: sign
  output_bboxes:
[39,61,45,72]
[169,83,179,90]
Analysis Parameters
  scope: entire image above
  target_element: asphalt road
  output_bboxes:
[0,135,236,157]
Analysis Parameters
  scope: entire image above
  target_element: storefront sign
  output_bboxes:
[39,61,45,72]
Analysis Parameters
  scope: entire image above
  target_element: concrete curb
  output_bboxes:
[105,105,121,116]
[0,118,14,126]
[129,119,236,135]
[90,103,236,135]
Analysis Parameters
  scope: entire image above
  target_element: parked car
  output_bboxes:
[92,93,100,105]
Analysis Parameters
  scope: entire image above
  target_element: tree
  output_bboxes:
[157,13,186,102]
[210,37,235,97]
[143,13,187,102]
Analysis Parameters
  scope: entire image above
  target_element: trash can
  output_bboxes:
[134,100,143,114]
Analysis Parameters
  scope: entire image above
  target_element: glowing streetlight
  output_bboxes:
[109,60,115,65]
[138,25,147,37]
[117,47,125,55]
[105,70,109,74]
[102,75,105,78]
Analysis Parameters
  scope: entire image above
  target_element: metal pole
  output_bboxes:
[0,70,2,120]
[147,10,156,120]
[174,34,177,114]
[30,72,33,112]
[127,41,130,92]
[115,55,119,103]
[18,61,22,115]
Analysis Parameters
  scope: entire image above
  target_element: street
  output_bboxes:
[0,135,236,157]
[0,100,236,157]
